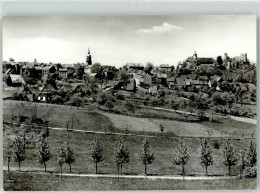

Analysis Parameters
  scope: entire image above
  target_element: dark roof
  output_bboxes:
[42,84,57,93]
[197,58,215,64]
[159,64,171,68]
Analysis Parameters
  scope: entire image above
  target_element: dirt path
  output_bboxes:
[3,167,238,180]
[230,116,257,125]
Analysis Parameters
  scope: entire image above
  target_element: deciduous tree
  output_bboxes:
[13,135,26,171]
[90,138,104,174]
[139,138,155,175]
[173,139,190,179]
[115,137,130,180]
[222,140,237,176]
[199,139,214,175]
[35,137,52,172]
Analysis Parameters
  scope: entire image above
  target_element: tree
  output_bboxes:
[237,150,246,178]
[199,139,214,175]
[222,140,237,176]
[115,137,130,180]
[159,124,164,135]
[58,142,66,181]
[105,99,115,112]
[90,138,104,174]
[91,62,103,73]
[144,62,154,74]
[69,96,84,107]
[7,145,12,179]
[173,139,190,180]
[13,135,26,170]
[245,140,257,167]
[35,137,52,172]
[139,138,155,175]
[63,140,76,173]
[118,69,128,83]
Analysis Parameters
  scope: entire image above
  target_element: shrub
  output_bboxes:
[243,166,257,178]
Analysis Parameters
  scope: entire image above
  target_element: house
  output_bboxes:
[59,84,74,93]
[156,73,167,85]
[37,84,57,102]
[126,79,136,92]
[35,65,56,76]
[159,64,172,72]
[73,84,88,93]
[6,74,25,87]
[58,68,68,79]
[22,86,40,101]
[149,85,159,96]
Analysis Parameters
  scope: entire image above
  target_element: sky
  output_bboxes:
[3,15,256,67]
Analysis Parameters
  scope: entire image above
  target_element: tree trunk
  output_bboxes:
[144,164,147,175]
[8,159,10,180]
[117,164,120,181]
[228,165,231,176]
[60,165,63,182]
[120,164,123,175]
[18,161,21,171]
[44,162,47,172]
[182,164,185,180]
[95,162,98,174]
[206,165,208,176]
[240,167,242,179]
[69,164,72,173]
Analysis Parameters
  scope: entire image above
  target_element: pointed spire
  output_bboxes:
[88,47,90,55]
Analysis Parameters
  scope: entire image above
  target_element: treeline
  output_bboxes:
[6,128,257,181]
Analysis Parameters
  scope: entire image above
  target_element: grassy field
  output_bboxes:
[3,171,257,190]
[3,125,256,177]
[3,100,257,190]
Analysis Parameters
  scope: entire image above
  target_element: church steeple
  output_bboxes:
[86,47,92,65]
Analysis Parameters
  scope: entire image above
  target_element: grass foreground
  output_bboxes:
[3,171,257,191]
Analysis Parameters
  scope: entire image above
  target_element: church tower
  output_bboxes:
[86,48,92,65]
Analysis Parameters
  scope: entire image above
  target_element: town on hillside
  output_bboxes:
[3,49,257,119]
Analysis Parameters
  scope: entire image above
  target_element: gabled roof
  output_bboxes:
[41,84,57,93]
[25,86,40,94]
[9,74,25,84]
[159,64,171,68]
[21,63,35,69]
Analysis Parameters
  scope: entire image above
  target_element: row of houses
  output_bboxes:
[18,83,91,102]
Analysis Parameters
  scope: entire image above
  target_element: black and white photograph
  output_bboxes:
[2,15,257,190]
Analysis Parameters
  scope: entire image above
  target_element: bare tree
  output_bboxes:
[139,138,155,175]
[90,138,104,174]
[199,139,214,175]
[173,139,190,180]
